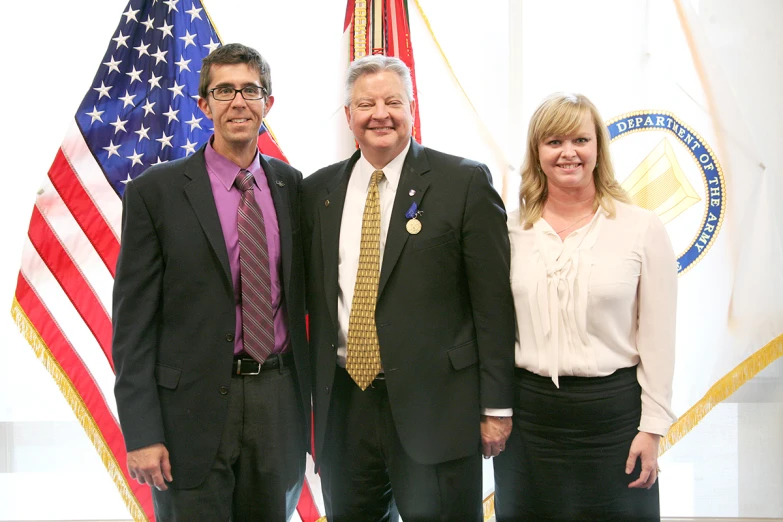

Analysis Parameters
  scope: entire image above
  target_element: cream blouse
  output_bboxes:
[508,201,678,435]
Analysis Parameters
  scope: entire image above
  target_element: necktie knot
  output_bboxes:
[235,170,254,193]
[371,169,384,187]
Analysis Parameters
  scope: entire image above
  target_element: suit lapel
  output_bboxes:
[261,155,293,299]
[182,147,232,287]
[379,141,431,296]
[319,151,360,329]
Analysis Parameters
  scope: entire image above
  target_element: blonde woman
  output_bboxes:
[493,93,677,521]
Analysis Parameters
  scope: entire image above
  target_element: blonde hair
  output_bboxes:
[518,92,630,227]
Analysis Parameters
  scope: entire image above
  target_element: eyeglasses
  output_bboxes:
[208,85,267,101]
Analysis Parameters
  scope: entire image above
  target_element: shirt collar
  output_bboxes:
[204,136,262,191]
[356,140,411,193]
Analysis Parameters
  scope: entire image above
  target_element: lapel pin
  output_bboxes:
[408,189,416,196]
[324,199,330,207]
[275,180,285,187]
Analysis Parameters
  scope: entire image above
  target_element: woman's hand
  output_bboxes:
[626,431,661,489]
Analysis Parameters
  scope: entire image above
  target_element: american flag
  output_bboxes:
[10,0,316,520]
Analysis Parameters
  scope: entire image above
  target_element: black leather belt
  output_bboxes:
[232,352,294,376]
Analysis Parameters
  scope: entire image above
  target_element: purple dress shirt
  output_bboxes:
[204,141,290,356]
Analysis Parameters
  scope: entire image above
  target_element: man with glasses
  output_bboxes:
[112,43,309,520]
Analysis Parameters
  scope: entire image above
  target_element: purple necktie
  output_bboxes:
[235,170,275,363]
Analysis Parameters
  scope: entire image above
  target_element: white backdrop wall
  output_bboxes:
[0,0,780,519]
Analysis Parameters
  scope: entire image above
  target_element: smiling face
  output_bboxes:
[537,112,598,194]
[345,70,415,169]
[197,63,274,166]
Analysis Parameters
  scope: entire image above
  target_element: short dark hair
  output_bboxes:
[198,43,271,99]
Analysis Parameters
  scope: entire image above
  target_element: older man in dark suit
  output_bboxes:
[112,43,309,521]
[302,55,515,521]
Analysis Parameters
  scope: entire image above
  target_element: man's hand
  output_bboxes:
[626,432,660,489]
[480,415,512,458]
[127,443,173,491]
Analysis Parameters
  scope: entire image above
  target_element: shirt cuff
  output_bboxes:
[639,414,674,436]
[482,408,513,417]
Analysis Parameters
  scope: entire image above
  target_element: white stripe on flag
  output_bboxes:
[36,176,114,313]
[20,239,119,421]
[62,121,124,237]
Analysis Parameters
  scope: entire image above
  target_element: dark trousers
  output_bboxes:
[493,366,660,522]
[152,365,306,521]
[321,366,483,522]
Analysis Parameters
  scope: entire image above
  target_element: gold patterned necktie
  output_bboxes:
[346,169,385,390]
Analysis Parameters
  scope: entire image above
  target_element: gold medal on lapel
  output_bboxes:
[406,218,422,235]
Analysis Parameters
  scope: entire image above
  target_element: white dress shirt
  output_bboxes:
[508,201,678,435]
[336,142,410,366]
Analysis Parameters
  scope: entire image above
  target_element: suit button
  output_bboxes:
[226,333,234,342]
[325,386,330,394]
[219,386,229,395]
[330,344,336,350]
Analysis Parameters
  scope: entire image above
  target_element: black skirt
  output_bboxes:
[493,366,660,522]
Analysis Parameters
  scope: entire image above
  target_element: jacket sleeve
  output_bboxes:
[112,180,166,452]
[461,164,516,410]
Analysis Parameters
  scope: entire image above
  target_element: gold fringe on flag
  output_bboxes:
[483,490,495,521]
[10,298,149,522]
[659,332,783,454]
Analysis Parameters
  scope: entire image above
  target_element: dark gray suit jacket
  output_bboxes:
[112,145,310,489]
[302,139,515,467]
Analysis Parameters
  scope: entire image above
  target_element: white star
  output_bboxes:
[134,41,150,57]
[186,4,203,21]
[142,99,156,116]
[126,66,143,84]
[181,138,197,155]
[123,5,139,23]
[102,140,121,157]
[204,38,220,54]
[103,55,121,74]
[191,93,200,102]
[126,149,144,167]
[156,131,174,149]
[141,14,155,32]
[153,156,169,165]
[163,0,179,12]
[157,20,174,40]
[86,105,104,124]
[120,174,133,185]
[185,114,202,131]
[148,73,162,91]
[110,116,129,134]
[175,56,191,73]
[135,124,151,141]
[119,90,137,108]
[163,105,180,123]
[151,47,168,64]
[168,81,185,98]
[112,31,130,48]
[179,30,196,48]
[93,81,112,99]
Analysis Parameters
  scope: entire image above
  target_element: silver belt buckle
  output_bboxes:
[236,358,262,376]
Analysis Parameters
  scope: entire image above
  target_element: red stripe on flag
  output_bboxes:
[27,207,114,369]
[258,129,289,163]
[14,273,155,521]
[48,149,120,276]
[296,478,321,522]
[344,0,356,31]
[385,0,422,143]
